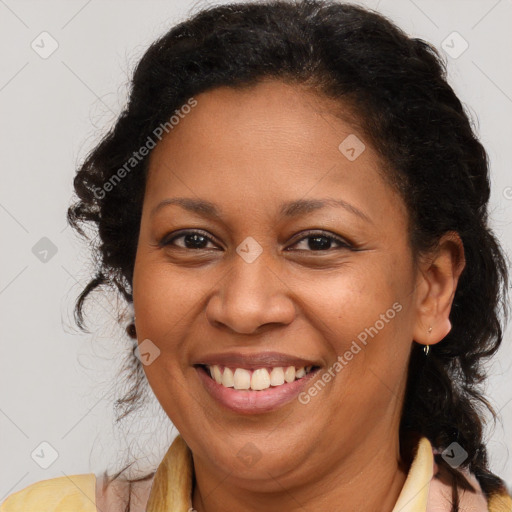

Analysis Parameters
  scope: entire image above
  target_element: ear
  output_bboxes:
[412,231,466,347]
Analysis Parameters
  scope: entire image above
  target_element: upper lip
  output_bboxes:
[193,351,321,369]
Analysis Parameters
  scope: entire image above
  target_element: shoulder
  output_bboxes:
[0,473,97,512]
[0,472,156,512]
[487,490,512,512]
[95,472,156,512]
[428,458,512,512]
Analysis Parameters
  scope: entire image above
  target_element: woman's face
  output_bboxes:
[132,80,428,489]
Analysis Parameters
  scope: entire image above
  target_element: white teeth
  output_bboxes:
[233,368,251,390]
[221,367,234,387]
[206,364,313,391]
[284,366,296,383]
[212,365,223,384]
[251,368,271,390]
[269,367,285,386]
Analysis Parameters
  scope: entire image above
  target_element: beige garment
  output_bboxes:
[2,435,511,511]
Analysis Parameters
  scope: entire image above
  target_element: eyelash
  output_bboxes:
[159,229,353,252]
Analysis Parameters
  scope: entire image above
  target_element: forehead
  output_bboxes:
[148,79,360,173]
[144,79,406,228]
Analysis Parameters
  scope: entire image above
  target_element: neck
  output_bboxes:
[191,434,409,512]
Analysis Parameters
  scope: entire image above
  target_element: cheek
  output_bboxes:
[301,258,412,383]
[302,259,403,331]
[133,259,212,342]
[132,259,207,419]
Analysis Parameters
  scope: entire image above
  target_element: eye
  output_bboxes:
[159,229,353,252]
[286,230,353,252]
[160,230,219,250]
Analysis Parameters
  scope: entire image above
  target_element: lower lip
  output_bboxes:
[195,365,321,414]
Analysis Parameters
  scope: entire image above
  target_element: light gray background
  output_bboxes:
[1,0,511,501]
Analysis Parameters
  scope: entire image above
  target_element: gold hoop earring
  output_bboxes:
[424,345,430,355]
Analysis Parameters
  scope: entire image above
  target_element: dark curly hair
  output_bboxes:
[67,0,510,509]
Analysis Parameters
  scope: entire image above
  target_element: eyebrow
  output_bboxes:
[150,197,372,223]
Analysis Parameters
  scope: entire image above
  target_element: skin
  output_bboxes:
[132,79,465,512]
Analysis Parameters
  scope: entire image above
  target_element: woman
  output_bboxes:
[2,1,511,511]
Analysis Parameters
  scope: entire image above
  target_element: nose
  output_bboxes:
[205,249,296,335]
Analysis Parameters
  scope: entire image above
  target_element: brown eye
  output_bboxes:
[160,230,219,250]
[287,231,353,252]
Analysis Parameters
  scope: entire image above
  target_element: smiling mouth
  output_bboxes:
[196,364,320,391]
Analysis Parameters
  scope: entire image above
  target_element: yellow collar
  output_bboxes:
[392,437,433,512]
[145,435,435,512]
[145,434,194,511]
